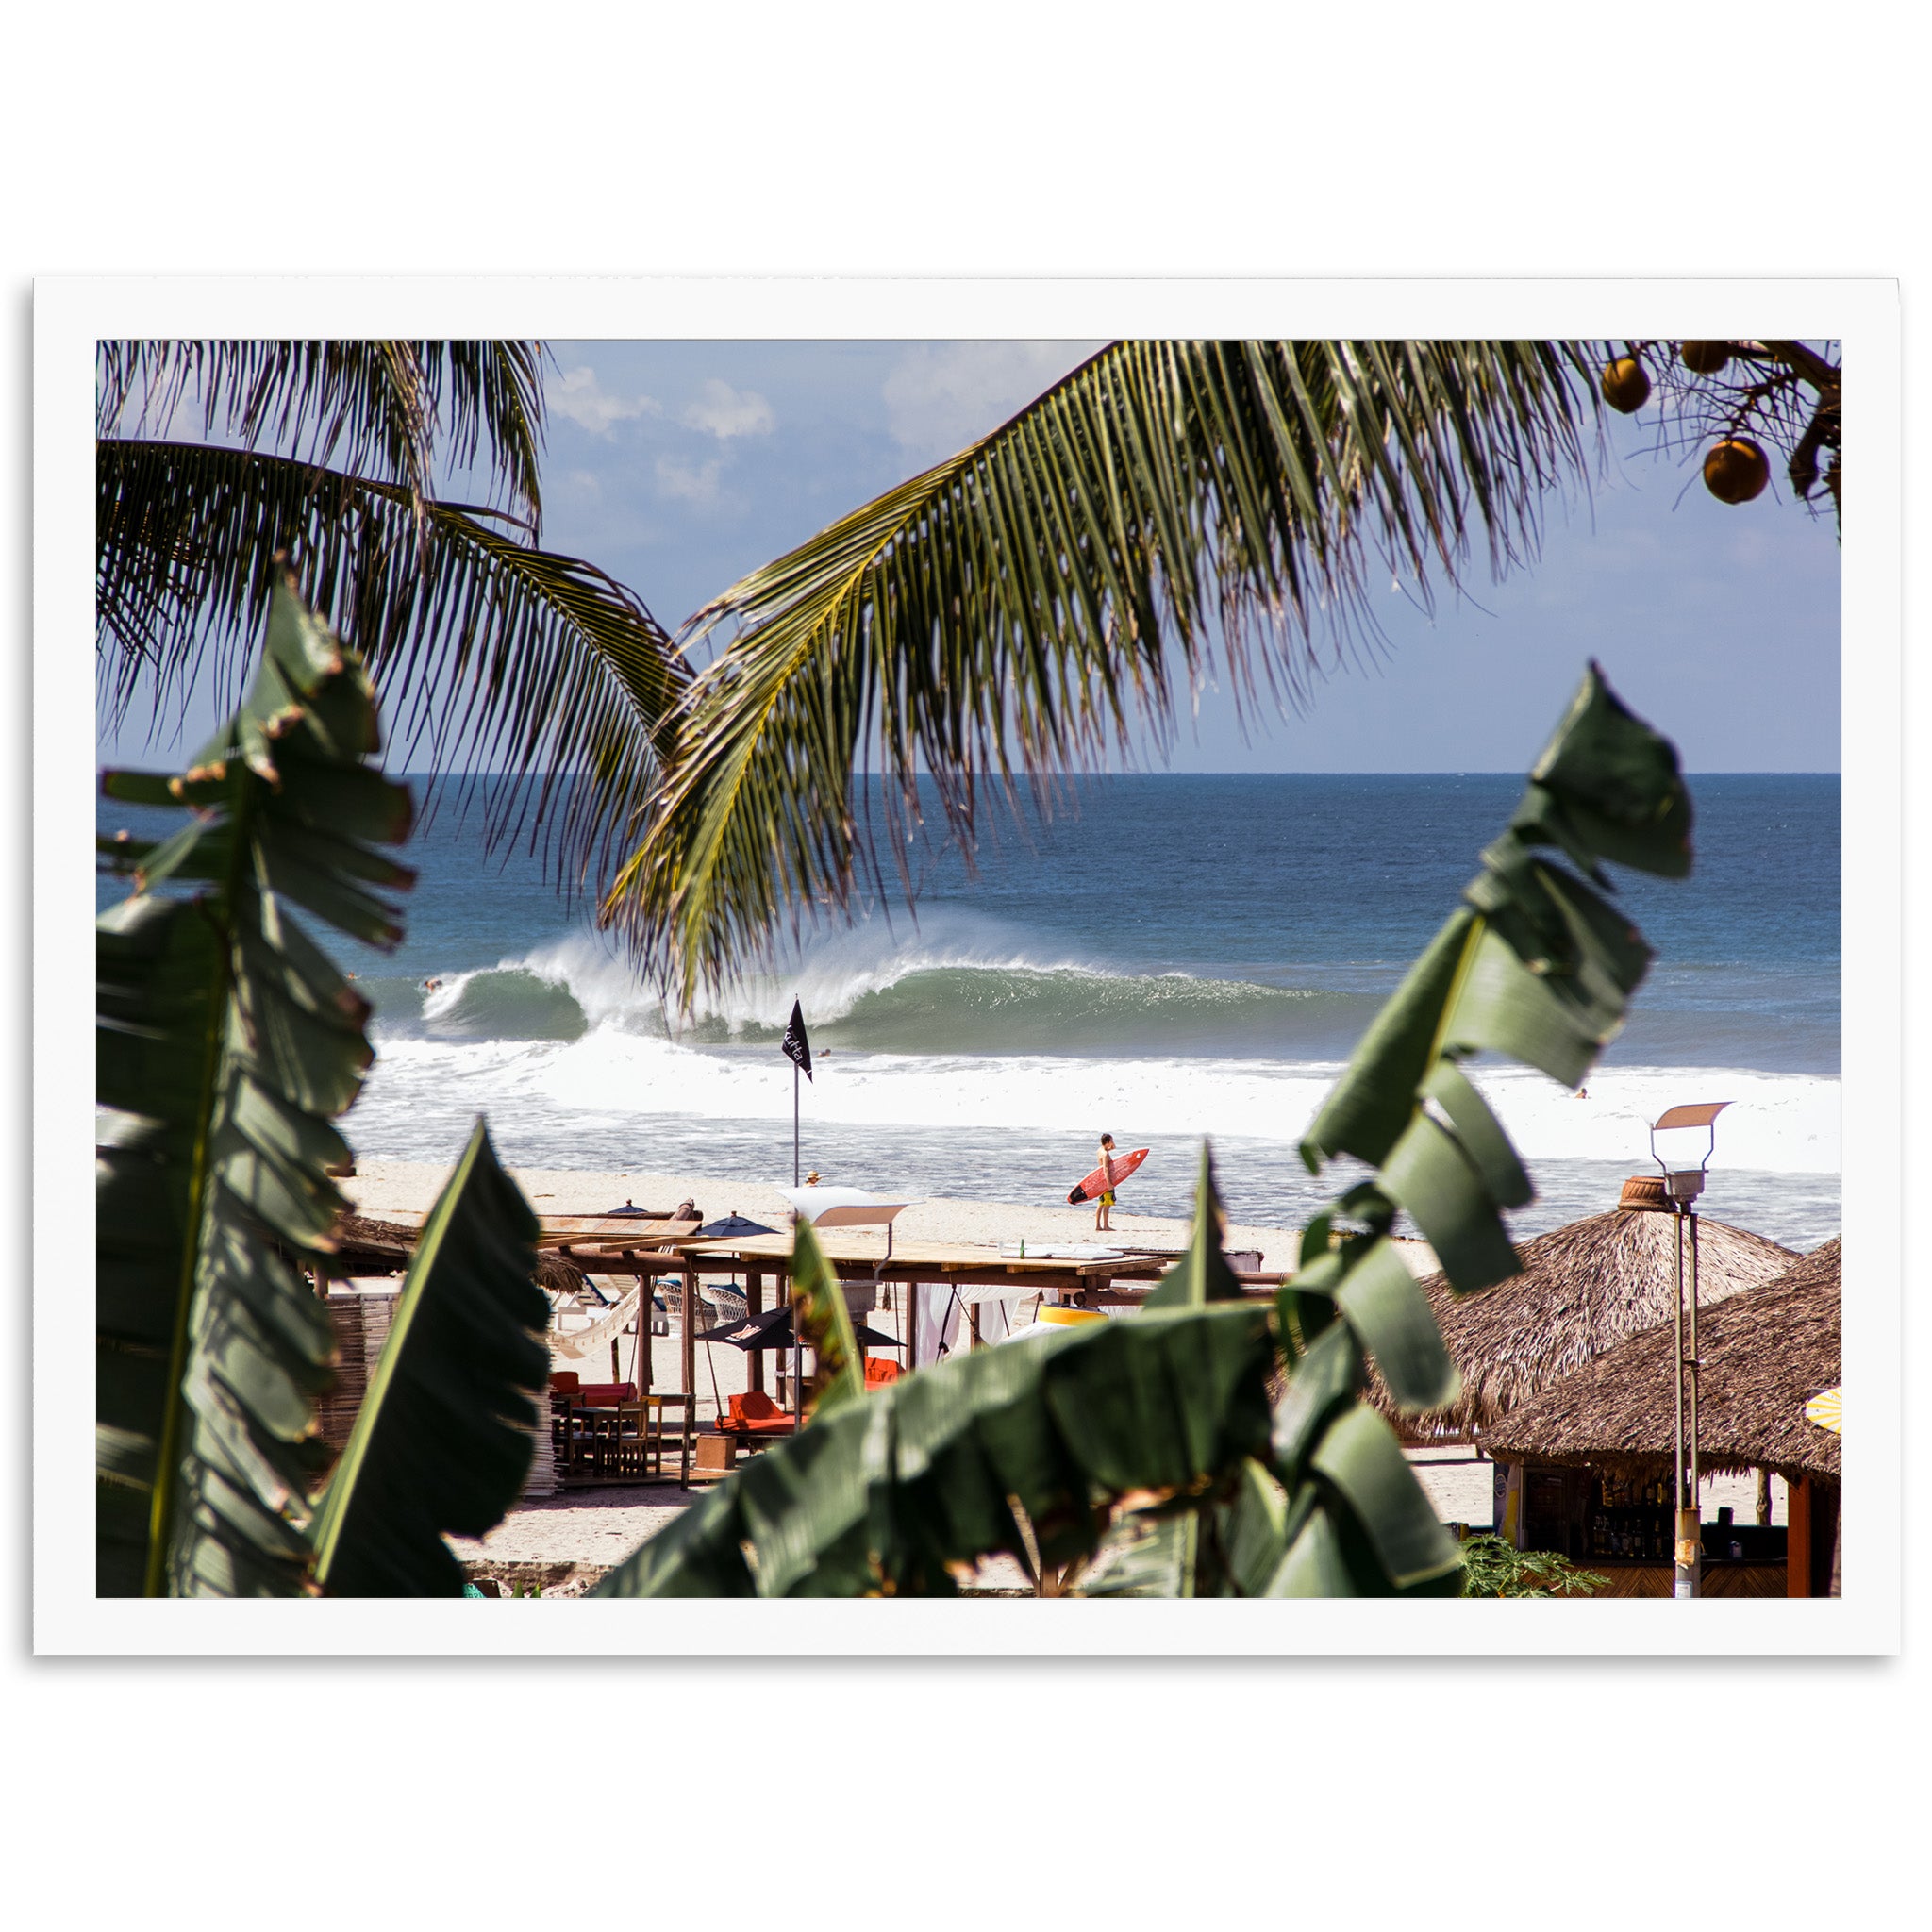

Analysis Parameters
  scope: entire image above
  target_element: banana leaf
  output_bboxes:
[597,1288,1277,1599]
[95,575,411,1596]
[309,1120,549,1597]
[787,1218,865,1421]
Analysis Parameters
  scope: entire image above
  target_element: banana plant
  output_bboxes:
[786,1217,865,1418]
[595,660,1691,1598]
[310,1120,550,1597]
[96,575,548,1596]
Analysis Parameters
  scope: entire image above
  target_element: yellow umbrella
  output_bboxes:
[1805,1386,1842,1434]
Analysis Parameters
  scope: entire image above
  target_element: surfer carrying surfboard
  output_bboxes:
[1093,1133,1118,1232]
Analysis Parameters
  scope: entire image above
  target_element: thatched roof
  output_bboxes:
[331,1212,588,1299]
[331,1213,421,1271]
[1370,1194,1799,1435]
[1478,1239,1840,1483]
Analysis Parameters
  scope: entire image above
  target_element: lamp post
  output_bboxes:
[1650,1102,1731,1601]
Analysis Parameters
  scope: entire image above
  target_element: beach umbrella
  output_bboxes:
[706,1303,896,1351]
[1367,1179,1801,1438]
[1476,1238,1841,1488]
[599,1200,652,1218]
[691,1212,778,1241]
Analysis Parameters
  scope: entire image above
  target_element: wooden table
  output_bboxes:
[554,1391,694,1489]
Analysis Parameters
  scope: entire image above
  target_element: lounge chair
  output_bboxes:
[715,1390,798,1439]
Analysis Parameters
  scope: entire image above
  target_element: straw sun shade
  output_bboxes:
[1478,1238,1841,1484]
[1371,1191,1799,1436]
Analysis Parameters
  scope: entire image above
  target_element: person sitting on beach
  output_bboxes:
[1094,1133,1118,1234]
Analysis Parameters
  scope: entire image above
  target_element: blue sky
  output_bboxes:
[100,339,1842,774]
[537,339,1841,774]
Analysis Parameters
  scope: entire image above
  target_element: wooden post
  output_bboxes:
[747,1268,764,1396]
[680,1264,696,1491]
[1788,1474,1812,1598]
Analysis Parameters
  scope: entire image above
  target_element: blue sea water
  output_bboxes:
[96,772,1841,1249]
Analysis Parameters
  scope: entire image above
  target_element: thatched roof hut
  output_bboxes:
[1372,1178,1799,1436]
[1478,1239,1840,1484]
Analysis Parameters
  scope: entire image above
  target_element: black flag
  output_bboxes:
[781,999,813,1082]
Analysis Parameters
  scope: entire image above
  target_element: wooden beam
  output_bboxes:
[680,1266,695,1491]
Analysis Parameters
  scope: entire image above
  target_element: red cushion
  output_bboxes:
[549,1372,581,1392]
[864,1358,900,1388]
[576,1382,637,1406]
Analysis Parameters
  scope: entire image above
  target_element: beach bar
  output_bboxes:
[1374,1177,1800,1443]
[1478,1239,1842,1597]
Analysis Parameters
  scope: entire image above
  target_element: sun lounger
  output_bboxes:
[715,1390,798,1437]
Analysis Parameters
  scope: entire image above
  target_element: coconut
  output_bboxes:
[1704,436,1771,504]
[1600,357,1651,413]
[1680,340,1730,375]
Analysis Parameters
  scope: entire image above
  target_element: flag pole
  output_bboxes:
[793,1059,800,1188]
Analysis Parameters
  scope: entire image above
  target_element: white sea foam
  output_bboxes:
[362,1026,1840,1174]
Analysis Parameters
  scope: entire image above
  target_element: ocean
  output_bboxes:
[96,772,1841,1250]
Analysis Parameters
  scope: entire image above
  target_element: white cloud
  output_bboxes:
[681,377,775,441]
[655,453,726,504]
[547,364,661,438]
[882,341,1106,463]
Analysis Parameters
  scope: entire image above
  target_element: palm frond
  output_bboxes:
[601,339,1601,1003]
[97,439,683,887]
[96,340,547,529]
[426,341,549,532]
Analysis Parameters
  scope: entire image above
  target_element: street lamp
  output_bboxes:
[1650,1101,1732,1601]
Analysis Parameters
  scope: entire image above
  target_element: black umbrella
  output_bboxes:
[706,1303,896,1351]
[599,1200,651,1218]
[691,1212,778,1241]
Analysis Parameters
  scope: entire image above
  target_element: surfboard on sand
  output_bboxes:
[1067,1147,1148,1205]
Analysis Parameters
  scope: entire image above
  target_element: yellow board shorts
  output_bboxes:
[1099,1191,1116,1208]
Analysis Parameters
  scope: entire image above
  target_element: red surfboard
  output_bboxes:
[1067,1146,1149,1205]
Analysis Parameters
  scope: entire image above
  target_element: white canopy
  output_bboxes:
[776,1185,913,1226]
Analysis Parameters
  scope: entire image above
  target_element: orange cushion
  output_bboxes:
[864,1358,900,1388]
[576,1382,637,1406]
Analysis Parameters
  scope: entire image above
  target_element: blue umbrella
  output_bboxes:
[691,1212,778,1241]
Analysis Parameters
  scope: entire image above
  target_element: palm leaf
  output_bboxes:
[308,1119,549,1597]
[96,340,547,532]
[96,576,412,1595]
[603,339,1601,1001]
[97,440,682,888]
